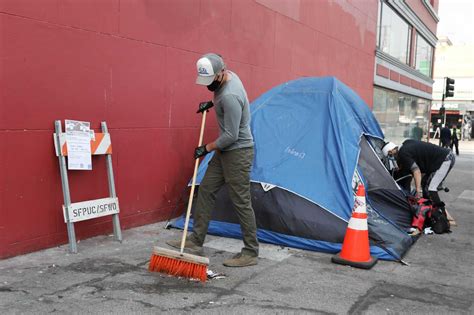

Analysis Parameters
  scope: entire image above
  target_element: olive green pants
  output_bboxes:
[190,147,259,257]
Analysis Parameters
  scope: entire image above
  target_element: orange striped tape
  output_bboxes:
[57,133,112,156]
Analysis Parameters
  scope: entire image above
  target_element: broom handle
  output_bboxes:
[180,110,207,254]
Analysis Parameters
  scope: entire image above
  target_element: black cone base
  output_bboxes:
[331,253,378,269]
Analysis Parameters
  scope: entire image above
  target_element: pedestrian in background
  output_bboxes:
[411,122,423,141]
[462,115,472,141]
[433,124,441,139]
[450,124,460,155]
[463,123,471,141]
[440,124,451,148]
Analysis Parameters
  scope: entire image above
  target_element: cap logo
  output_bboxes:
[198,67,210,75]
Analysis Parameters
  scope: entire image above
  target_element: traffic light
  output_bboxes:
[444,77,455,98]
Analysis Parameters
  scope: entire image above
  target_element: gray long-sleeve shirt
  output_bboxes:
[213,71,254,151]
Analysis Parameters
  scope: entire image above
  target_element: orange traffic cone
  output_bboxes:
[331,183,378,269]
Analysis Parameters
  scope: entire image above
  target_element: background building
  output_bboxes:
[372,0,439,143]
[0,0,438,258]
[432,38,474,139]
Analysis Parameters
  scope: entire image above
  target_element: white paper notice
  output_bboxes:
[65,120,92,170]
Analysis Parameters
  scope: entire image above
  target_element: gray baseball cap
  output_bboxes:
[195,53,225,86]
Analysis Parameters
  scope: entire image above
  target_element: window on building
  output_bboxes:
[415,34,433,77]
[378,2,412,64]
[373,87,431,143]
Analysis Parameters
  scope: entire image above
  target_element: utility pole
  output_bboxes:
[441,86,446,126]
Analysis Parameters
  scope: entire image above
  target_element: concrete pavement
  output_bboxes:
[1,142,473,314]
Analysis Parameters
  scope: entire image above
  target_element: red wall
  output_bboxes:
[406,0,439,34]
[0,0,378,258]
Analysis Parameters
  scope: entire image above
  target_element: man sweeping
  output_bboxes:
[382,140,456,226]
[167,53,259,267]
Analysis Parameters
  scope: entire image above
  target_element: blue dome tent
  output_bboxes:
[172,77,414,261]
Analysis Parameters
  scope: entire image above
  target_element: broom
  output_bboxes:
[148,105,210,282]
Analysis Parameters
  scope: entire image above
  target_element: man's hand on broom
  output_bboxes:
[195,145,209,159]
[197,101,214,113]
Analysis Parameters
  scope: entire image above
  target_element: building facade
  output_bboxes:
[0,0,438,258]
[372,0,439,143]
[432,39,474,140]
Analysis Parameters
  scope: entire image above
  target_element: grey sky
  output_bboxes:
[437,0,474,44]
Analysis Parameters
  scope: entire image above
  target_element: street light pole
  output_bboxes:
[442,95,446,126]
[441,77,446,126]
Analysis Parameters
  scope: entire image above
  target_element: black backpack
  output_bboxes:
[408,197,451,234]
[429,204,451,234]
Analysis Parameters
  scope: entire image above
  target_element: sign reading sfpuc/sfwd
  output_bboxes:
[63,197,119,223]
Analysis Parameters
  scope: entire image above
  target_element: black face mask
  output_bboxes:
[207,79,221,91]
[207,74,223,92]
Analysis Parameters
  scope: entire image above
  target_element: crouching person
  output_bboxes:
[382,140,456,226]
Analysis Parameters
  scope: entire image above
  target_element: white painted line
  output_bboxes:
[458,190,474,201]
[204,237,298,262]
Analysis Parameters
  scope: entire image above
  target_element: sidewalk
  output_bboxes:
[1,152,473,314]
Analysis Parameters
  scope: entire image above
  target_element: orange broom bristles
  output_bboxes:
[148,253,207,282]
[149,109,210,282]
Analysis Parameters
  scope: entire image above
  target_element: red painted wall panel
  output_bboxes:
[0,0,60,22]
[406,0,438,33]
[2,131,63,246]
[256,0,301,21]
[0,0,378,258]
[106,38,170,128]
[0,133,7,255]
[199,0,233,58]
[1,16,109,130]
[291,22,317,77]
[274,14,296,75]
[300,0,330,35]
[400,74,412,86]
[229,0,275,68]
[58,0,120,34]
[314,32,333,77]
[348,0,379,20]
[390,70,400,82]
[113,129,171,213]
[120,0,202,50]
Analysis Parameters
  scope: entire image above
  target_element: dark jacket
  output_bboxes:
[440,127,451,142]
[398,140,450,174]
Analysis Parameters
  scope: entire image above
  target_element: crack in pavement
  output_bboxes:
[348,281,473,314]
[0,286,29,294]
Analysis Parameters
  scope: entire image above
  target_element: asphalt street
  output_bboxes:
[1,141,473,314]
